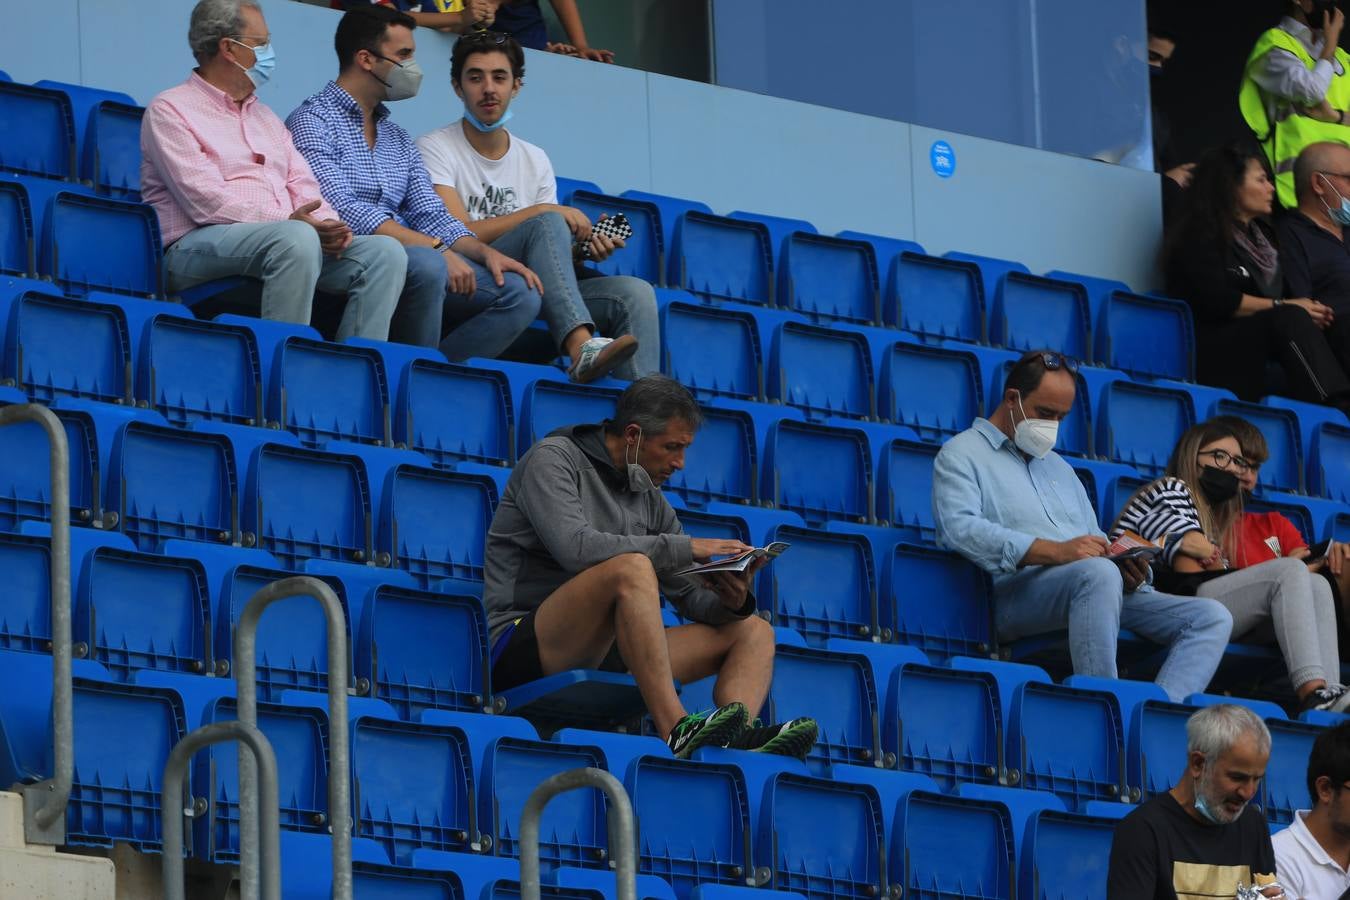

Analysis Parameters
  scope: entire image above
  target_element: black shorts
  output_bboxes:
[490,610,628,693]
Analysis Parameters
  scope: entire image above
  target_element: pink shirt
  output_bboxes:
[140,72,338,246]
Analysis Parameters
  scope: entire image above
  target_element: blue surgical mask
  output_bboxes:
[463,105,514,133]
[228,38,276,88]
[1317,172,1350,226]
[1193,778,1225,825]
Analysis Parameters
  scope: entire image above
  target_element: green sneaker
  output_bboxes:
[730,717,819,760]
[666,702,749,759]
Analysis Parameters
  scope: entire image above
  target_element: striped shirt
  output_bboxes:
[1110,477,1207,567]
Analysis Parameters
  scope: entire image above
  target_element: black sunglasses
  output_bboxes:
[1025,351,1080,374]
[461,28,510,43]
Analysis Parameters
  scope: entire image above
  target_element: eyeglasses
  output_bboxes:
[1198,448,1253,473]
[229,34,271,49]
[1319,170,1350,181]
[460,29,509,44]
[1025,351,1080,374]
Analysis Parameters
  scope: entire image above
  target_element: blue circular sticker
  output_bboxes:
[930,140,956,179]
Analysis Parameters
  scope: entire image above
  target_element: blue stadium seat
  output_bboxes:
[990,272,1090,361]
[767,644,881,773]
[569,189,664,284]
[0,179,33,276]
[396,359,514,468]
[549,727,671,786]
[889,251,985,342]
[40,190,161,296]
[351,714,476,864]
[107,420,237,550]
[0,81,75,179]
[619,190,713,257]
[1332,513,1350,543]
[138,314,263,428]
[885,662,1001,790]
[1096,290,1195,382]
[554,176,603,203]
[75,545,210,681]
[767,320,874,421]
[1126,697,1195,799]
[757,772,885,900]
[880,341,982,441]
[378,464,497,591]
[945,251,1030,304]
[1097,380,1195,476]
[1262,396,1349,467]
[81,100,143,198]
[356,583,489,719]
[989,357,1092,458]
[877,437,939,540]
[1246,492,1327,545]
[665,403,756,507]
[627,756,751,898]
[0,532,57,654]
[671,211,773,306]
[775,232,879,325]
[2,289,132,405]
[1207,398,1303,493]
[1070,458,1143,528]
[518,377,621,452]
[1020,810,1117,900]
[660,298,763,401]
[1310,422,1350,503]
[761,419,871,525]
[269,336,391,448]
[0,400,101,531]
[482,736,607,871]
[893,790,1014,900]
[1007,680,1127,810]
[759,525,877,645]
[0,71,8,82]
[1264,718,1321,828]
[244,443,373,570]
[885,543,994,660]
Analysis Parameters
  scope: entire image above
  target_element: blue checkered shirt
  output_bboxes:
[285,81,472,244]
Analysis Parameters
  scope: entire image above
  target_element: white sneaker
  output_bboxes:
[567,335,639,384]
[1307,683,1350,713]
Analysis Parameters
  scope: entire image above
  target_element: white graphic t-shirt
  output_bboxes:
[415,120,557,221]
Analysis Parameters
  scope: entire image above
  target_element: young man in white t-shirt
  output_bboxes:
[1273,720,1350,898]
[416,30,658,381]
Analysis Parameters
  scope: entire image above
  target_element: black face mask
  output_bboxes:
[1198,465,1240,504]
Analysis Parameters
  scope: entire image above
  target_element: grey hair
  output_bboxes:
[188,0,261,62]
[1186,704,1272,760]
[607,375,703,436]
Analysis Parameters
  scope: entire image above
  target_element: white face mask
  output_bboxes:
[625,428,655,493]
[1013,393,1059,459]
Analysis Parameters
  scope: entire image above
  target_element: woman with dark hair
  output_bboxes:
[1110,420,1347,711]
[1164,144,1350,413]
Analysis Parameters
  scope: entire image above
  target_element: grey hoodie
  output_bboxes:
[483,422,752,642]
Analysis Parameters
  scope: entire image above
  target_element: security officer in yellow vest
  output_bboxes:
[1241,0,1350,208]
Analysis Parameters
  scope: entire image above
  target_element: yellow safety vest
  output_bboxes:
[1239,27,1350,207]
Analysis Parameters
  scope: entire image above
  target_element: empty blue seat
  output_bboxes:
[269,336,390,448]
[519,378,621,451]
[1211,399,1303,494]
[0,400,100,531]
[108,421,236,550]
[82,100,144,198]
[0,179,33,275]
[352,714,476,864]
[760,525,877,645]
[885,662,1001,790]
[665,403,756,506]
[1263,396,1349,465]
[671,212,772,306]
[0,533,55,654]
[762,420,871,525]
[619,190,712,269]
[880,341,981,441]
[991,272,1090,361]
[757,772,885,900]
[893,791,1014,900]
[660,299,763,401]
[379,465,497,590]
[1311,422,1350,502]
[569,190,663,284]
[1265,718,1321,827]
[0,81,74,179]
[889,252,985,342]
[776,232,879,325]
[1009,680,1126,810]
[554,176,603,202]
[767,321,873,421]
[1097,290,1195,382]
[396,359,513,468]
[1097,380,1195,476]
[138,314,263,427]
[1126,698,1195,798]
[768,644,880,772]
[482,736,607,870]
[245,443,372,570]
[877,438,939,540]
[3,289,132,404]
[41,190,161,296]
[886,543,993,659]
[1020,810,1116,900]
[356,583,489,719]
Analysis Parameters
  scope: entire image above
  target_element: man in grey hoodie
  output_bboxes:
[484,375,818,759]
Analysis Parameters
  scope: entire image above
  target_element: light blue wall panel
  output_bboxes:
[1,2,81,86]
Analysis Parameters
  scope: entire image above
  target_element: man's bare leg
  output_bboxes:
[665,616,776,717]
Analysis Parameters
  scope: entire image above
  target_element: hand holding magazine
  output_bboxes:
[673,542,791,577]
[1108,531,1165,562]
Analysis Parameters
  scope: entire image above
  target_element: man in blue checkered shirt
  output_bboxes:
[287,5,543,361]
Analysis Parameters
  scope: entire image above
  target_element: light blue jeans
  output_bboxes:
[163,221,406,341]
[994,557,1233,702]
[403,245,540,362]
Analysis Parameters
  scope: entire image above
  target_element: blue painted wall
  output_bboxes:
[2,0,1162,288]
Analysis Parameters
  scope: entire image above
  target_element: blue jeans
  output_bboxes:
[994,557,1232,702]
[403,245,540,362]
[164,221,405,340]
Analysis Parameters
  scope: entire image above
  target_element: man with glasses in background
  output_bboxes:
[931,350,1232,702]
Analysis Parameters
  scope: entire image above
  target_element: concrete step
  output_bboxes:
[0,791,115,900]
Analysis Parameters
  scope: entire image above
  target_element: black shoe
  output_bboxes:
[1304,683,1350,713]
[666,702,749,759]
[729,717,819,759]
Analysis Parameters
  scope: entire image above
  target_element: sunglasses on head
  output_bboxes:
[1027,352,1080,374]
[461,28,509,43]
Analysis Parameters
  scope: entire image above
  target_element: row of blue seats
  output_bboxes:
[0,78,141,196]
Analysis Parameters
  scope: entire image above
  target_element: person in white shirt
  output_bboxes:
[1273,721,1350,899]
[416,30,658,382]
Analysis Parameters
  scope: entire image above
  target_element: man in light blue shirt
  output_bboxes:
[931,351,1231,701]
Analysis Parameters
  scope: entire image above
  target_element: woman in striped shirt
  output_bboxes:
[1111,420,1347,712]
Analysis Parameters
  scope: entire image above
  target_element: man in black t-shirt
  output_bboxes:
[1108,704,1280,900]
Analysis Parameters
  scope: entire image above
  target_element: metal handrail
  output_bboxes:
[520,767,637,900]
[161,721,279,900]
[0,404,72,845]
[234,577,352,900]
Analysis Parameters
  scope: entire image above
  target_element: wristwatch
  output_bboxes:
[431,239,450,254]
[1272,298,1284,307]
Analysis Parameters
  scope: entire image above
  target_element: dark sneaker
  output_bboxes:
[1305,683,1350,713]
[568,335,639,384]
[730,717,819,759]
[666,702,749,759]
